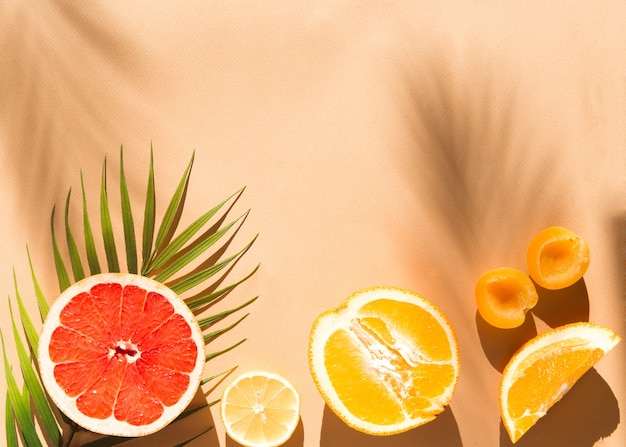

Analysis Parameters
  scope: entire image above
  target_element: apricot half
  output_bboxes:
[475,267,538,329]
[526,226,589,290]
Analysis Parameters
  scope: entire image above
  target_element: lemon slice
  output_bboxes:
[220,371,300,447]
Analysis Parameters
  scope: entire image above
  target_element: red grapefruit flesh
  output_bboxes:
[38,273,205,437]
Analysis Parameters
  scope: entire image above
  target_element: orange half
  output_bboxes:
[308,286,460,435]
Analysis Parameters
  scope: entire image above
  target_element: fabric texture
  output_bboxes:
[1,1,624,445]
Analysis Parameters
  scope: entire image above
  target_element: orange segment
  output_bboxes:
[309,286,460,435]
[220,371,300,447]
[499,322,620,443]
[475,267,538,329]
[526,226,590,289]
[38,273,205,437]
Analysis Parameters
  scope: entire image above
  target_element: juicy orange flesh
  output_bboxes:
[506,343,603,440]
[324,299,455,425]
[223,376,299,445]
[48,282,198,425]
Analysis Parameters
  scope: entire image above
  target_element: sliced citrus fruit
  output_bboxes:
[475,267,538,329]
[308,286,460,435]
[220,371,300,447]
[499,322,621,443]
[38,273,205,437]
[526,226,590,290]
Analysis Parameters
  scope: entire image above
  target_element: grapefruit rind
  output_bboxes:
[308,286,460,436]
[499,322,621,443]
[220,371,301,447]
[38,273,205,437]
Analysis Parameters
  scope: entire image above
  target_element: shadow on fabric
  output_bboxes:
[319,404,462,447]
[225,418,304,447]
[531,278,590,328]
[475,310,538,373]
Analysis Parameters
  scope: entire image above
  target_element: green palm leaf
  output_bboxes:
[64,191,86,282]
[2,331,43,447]
[149,152,194,268]
[26,247,50,321]
[119,148,138,274]
[146,187,244,275]
[50,207,71,292]
[14,271,41,354]
[9,300,61,445]
[2,146,258,446]
[5,390,18,447]
[141,147,156,271]
[80,173,102,276]
[99,157,120,273]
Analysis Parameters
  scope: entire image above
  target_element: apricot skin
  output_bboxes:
[526,226,589,290]
[475,267,539,329]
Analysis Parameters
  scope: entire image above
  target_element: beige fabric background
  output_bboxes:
[1,1,625,446]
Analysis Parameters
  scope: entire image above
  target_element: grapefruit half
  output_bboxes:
[38,273,205,437]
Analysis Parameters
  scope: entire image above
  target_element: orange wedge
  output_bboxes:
[220,371,300,447]
[308,286,460,435]
[499,322,620,443]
